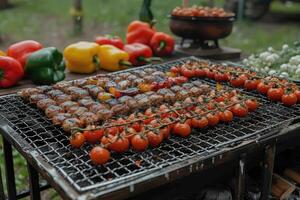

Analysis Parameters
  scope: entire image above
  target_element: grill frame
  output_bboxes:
[0,56,300,200]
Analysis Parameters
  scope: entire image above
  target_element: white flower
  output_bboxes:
[268,47,274,52]
[259,52,270,59]
[282,44,289,51]
[289,55,300,65]
[249,54,255,59]
[280,64,288,71]
[280,72,289,78]
[264,66,270,71]
[296,68,300,75]
[266,55,276,63]
[268,70,277,75]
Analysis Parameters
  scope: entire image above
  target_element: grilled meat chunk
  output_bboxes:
[62,118,84,133]
[60,101,79,111]
[79,112,99,125]
[78,97,96,109]
[73,107,89,116]
[52,113,72,125]
[83,85,104,98]
[89,103,108,113]
[65,87,90,100]
[45,105,64,118]
[29,94,48,104]
[111,104,130,115]
[47,90,64,98]
[96,109,113,121]
[54,94,72,104]
[37,99,57,110]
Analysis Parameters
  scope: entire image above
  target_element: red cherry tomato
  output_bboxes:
[207,113,220,126]
[191,117,208,128]
[146,131,164,147]
[245,99,259,111]
[89,146,110,165]
[172,122,191,137]
[218,110,233,122]
[282,93,297,106]
[108,136,130,153]
[131,134,149,151]
[70,132,85,148]
[244,79,260,90]
[257,82,272,94]
[231,104,248,117]
[267,87,284,101]
[83,129,104,144]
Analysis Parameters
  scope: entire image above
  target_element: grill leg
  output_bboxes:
[260,144,276,200]
[3,136,17,200]
[27,162,41,200]
[235,153,246,200]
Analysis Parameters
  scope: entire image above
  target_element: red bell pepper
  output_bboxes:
[95,35,124,49]
[7,40,43,68]
[0,56,24,88]
[150,32,175,57]
[123,43,162,66]
[126,21,155,46]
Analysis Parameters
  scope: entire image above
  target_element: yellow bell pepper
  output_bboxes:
[64,42,100,74]
[98,45,132,72]
[0,50,6,56]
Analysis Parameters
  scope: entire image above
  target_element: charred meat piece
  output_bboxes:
[67,106,87,115]
[145,91,155,96]
[111,104,130,115]
[117,72,131,79]
[127,74,138,82]
[52,81,72,90]
[170,85,183,93]
[191,80,204,88]
[152,71,165,77]
[157,89,176,102]
[118,96,133,103]
[36,86,52,92]
[73,79,88,86]
[45,105,64,118]
[120,88,139,96]
[66,87,90,100]
[132,78,144,86]
[78,97,96,109]
[62,118,84,133]
[137,96,151,108]
[96,77,110,87]
[19,88,43,99]
[118,80,130,90]
[89,103,108,113]
[113,76,122,83]
[182,83,193,90]
[144,68,155,74]
[54,94,72,104]
[143,75,155,83]
[29,94,48,104]
[126,98,138,109]
[47,90,64,98]
[176,90,190,100]
[96,109,113,121]
[133,70,147,78]
[37,99,57,110]
[52,113,72,125]
[105,99,120,108]
[149,94,164,105]
[73,107,89,116]
[60,101,79,111]
[83,85,104,98]
[79,112,99,125]
[189,86,203,96]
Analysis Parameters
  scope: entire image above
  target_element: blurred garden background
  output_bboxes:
[0,0,300,199]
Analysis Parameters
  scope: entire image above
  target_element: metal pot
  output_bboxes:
[169,15,235,41]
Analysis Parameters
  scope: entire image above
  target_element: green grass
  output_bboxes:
[0,0,300,199]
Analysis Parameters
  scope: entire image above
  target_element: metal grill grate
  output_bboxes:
[0,57,299,194]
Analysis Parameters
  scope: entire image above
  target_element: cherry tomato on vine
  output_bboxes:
[170,66,180,74]
[107,126,119,135]
[89,146,110,165]
[194,68,206,77]
[147,131,164,147]
[175,76,188,84]
[173,122,191,137]
[218,110,233,122]
[191,117,208,129]
[231,104,248,117]
[282,92,297,106]
[230,77,245,87]
[245,99,259,111]
[267,87,284,101]
[83,129,104,144]
[257,82,272,94]
[160,126,171,139]
[294,90,300,103]
[181,68,195,78]
[207,113,220,126]
[244,79,260,90]
[70,132,85,148]
[131,134,149,151]
[108,136,130,153]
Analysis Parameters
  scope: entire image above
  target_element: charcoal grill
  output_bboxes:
[1,57,300,200]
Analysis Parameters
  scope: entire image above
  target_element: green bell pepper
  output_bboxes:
[25,47,66,85]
